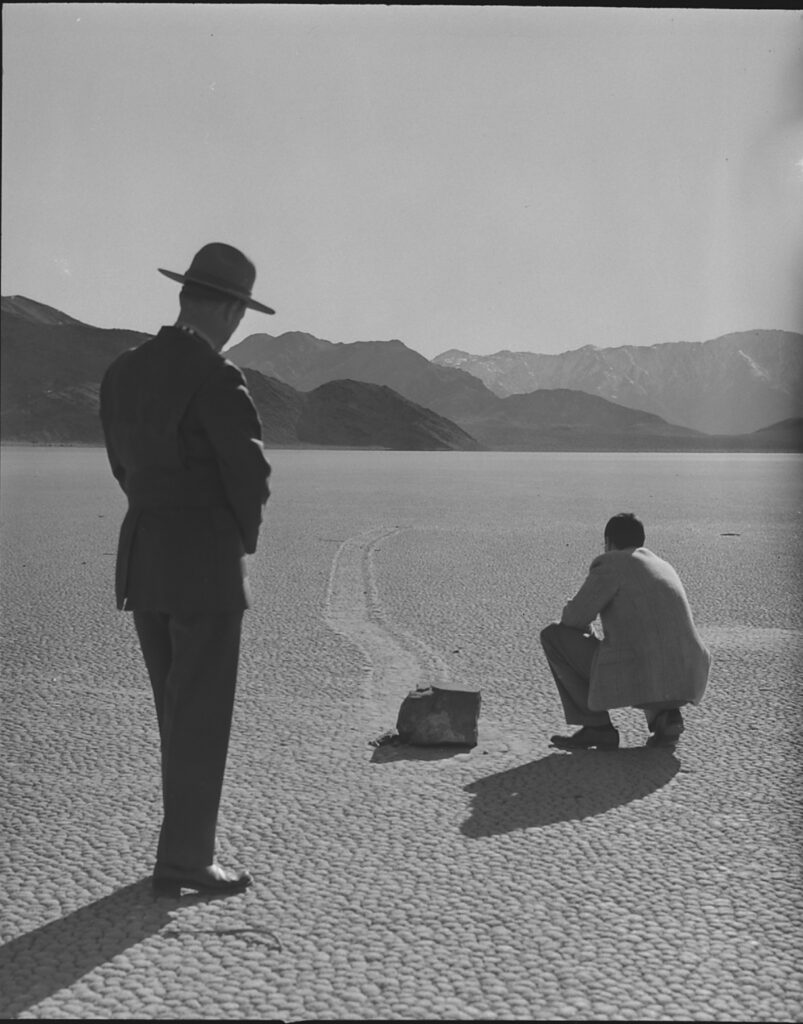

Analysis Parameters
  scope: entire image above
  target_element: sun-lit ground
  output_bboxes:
[1,447,801,1021]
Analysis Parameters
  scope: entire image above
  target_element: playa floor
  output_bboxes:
[1,447,801,1021]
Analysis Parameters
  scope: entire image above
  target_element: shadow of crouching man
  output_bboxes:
[0,879,246,1018]
[461,748,680,838]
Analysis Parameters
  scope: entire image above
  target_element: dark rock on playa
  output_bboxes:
[396,686,482,747]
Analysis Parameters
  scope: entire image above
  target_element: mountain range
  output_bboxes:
[0,297,478,451]
[2,295,800,452]
[433,330,803,435]
[1,297,147,443]
[226,331,802,451]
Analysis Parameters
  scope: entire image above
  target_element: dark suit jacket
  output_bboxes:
[100,326,271,614]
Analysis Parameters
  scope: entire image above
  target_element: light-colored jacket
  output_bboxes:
[561,547,711,712]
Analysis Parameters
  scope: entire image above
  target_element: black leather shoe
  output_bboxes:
[550,725,620,751]
[646,709,684,748]
[152,862,253,897]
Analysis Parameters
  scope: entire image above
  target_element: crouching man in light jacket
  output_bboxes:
[540,512,711,750]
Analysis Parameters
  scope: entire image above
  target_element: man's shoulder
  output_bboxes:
[193,354,254,414]
[588,551,626,571]
[200,352,248,391]
[102,344,138,384]
[104,327,165,367]
[103,327,223,392]
[588,547,661,576]
[220,352,247,377]
[632,547,672,568]
[633,547,682,581]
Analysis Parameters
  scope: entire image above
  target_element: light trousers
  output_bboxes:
[540,622,682,729]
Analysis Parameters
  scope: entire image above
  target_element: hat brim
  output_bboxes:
[158,268,275,315]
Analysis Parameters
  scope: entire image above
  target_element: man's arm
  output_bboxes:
[196,361,271,554]
[99,365,127,493]
[560,555,620,632]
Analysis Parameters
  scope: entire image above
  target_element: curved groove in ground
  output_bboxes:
[324,526,449,711]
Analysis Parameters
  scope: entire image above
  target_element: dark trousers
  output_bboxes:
[540,623,611,727]
[133,609,243,867]
[540,622,683,729]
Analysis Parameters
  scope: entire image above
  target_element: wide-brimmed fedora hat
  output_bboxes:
[158,242,275,314]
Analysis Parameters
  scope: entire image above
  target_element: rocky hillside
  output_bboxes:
[1,298,148,443]
[4,298,798,451]
[0,297,480,451]
[296,380,481,451]
[457,388,702,451]
[227,331,794,450]
[433,330,803,434]
[226,332,497,422]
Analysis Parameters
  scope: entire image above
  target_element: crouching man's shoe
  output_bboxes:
[152,862,253,897]
[646,709,685,748]
[550,725,620,751]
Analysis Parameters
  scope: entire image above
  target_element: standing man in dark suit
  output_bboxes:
[100,243,273,896]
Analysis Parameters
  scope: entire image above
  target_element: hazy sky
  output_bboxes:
[3,4,802,357]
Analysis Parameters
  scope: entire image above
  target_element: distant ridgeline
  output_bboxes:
[0,297,478,450]
[225,328,803,451]
[432,331,803,435]
[2,295,801,451]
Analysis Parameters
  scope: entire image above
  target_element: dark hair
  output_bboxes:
[604,512,645,549]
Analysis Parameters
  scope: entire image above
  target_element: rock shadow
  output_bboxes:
[0,878,243,1018]
[370,741,472,764]
[461,747,680,837]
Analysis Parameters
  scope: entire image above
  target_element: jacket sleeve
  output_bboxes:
[195,360,271,554]
[99,363,128,494]
[560,555,620,631]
